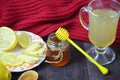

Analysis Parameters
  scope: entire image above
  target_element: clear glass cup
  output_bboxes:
[79,0,120,65]
[45,33,70,67]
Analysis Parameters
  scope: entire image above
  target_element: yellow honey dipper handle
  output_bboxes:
[67,38,108,75]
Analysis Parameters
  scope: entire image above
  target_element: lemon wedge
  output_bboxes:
[2,53,24,66]
[0,26,18,51]
[18,32,31,48]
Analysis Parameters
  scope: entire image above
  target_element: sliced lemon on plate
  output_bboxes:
[18,54,39,64]
[22,42,42,53]
[18,32,31,48]
[0,26,18,51]
[2,53,24,66]
[22,47,45,57]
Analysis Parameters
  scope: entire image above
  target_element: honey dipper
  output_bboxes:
[55,27,108,75]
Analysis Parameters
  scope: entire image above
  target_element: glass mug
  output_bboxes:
[79,0,120,65]
[45,33,70,67]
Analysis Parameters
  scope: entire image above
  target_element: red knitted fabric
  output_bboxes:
[0,0,120,46]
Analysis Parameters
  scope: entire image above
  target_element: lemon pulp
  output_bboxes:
[0,26,17,51]
[2,53,24,66]
[18,32,31,48]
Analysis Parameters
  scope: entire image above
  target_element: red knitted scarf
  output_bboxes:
[0,0,120,46]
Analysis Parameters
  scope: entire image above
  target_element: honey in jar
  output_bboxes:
[45,33,70,67]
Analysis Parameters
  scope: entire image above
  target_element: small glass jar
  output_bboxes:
[45,33,70,67]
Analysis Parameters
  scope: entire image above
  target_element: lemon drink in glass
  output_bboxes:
[79,0,120,65]
[89,9,119,48]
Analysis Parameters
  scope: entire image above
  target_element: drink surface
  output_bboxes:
[89,9,119,47]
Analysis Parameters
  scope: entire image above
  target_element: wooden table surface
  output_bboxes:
[12,39,120,80]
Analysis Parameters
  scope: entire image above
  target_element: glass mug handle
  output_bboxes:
[79,7,89,30]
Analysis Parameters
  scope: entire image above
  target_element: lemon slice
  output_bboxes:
[18,32,31,48]
[18,54,39,64]
[22,48,45,57]
[2,53,24,66]
[22,42,42,53]
[0,26,18,51]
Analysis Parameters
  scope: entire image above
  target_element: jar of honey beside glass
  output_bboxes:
[45,33,70,67]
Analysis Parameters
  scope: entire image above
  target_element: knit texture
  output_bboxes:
[0,0,120,46]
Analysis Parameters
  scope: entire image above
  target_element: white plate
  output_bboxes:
[5,31,47,72]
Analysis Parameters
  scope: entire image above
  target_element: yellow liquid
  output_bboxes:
[89,9,119,47]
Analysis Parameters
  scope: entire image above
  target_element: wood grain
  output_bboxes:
[11,40,120,80]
